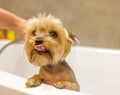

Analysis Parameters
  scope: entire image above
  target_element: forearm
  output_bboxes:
[0,8,26,39]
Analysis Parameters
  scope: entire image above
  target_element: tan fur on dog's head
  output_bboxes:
[25,14,74,66]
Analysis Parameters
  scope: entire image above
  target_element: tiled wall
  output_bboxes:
[0,0,120,49]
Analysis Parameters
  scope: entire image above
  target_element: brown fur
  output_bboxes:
[25,14,80,91]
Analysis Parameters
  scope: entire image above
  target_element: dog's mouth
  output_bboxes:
[29,44,53,66]
[34,45,46,52]
[34,45,50,54]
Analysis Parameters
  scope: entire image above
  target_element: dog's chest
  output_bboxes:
[40,64,75,83]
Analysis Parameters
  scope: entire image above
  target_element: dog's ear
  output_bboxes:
[62,32,80,60]
[68,32,75,44]
[67,32,80,45]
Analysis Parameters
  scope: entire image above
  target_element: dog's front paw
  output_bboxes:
[26,74,41,87]
[53,81,80,91]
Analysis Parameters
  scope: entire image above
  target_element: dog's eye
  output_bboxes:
[50,31,57,38]
[32,31,36,36]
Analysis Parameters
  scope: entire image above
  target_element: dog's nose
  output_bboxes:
[35,39,44,45]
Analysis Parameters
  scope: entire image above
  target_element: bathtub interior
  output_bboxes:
[1,42,120,95]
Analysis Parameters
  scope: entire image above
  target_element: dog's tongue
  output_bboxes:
[34,45,46,52]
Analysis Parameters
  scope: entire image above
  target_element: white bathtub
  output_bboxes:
[0,42,120,95]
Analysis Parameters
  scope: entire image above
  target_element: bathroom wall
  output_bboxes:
[0,0,120,49]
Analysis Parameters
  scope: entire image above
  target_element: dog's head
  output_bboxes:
[25,14,74,66]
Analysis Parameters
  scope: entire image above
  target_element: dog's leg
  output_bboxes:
[26,74,42,87]
[52,81,80,91]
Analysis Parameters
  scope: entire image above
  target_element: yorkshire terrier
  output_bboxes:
[24,14,80,91]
